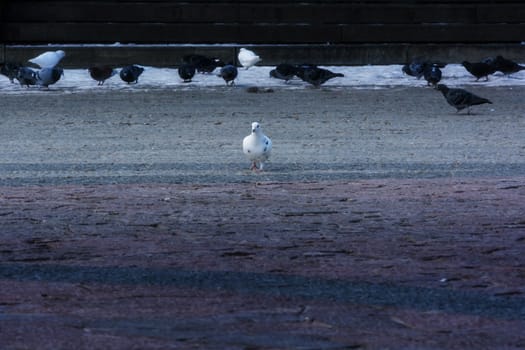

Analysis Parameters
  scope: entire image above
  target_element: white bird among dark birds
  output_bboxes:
[238,48,261,70]
[28,50,65,68]
[242,122,272,171]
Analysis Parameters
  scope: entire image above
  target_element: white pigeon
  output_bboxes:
[28,50,65,68]
[242,122,272,171]
[238,48,261,70]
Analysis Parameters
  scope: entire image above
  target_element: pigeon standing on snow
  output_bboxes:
[423,64,442,87]
[16,67,38,87]
[296,66,344,87]
[436,84,492,114]
[218,64,238,85]
[29,50,65,68]
[461,61,497,81]
[119,65,144,84]
[36,67,64,88]
[178,63,196,82]
[238,48,261,69]
[88,65,117,85]
[402,60,427,79]
[242,122,272,171]
[1,62,21,83]
[492,55,525,76]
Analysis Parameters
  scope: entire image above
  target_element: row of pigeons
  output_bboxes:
[400,56,525,114]
[0,47,346,88]
[402,55,525,87]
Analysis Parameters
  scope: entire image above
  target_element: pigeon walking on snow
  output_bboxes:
[1,62,21,83]
[29,50,65,68]
[218,64,238,85]
[238,48,261,70]
[88,66,117,85]
[269,63,297,83]
[178,63,196,82]
[436,84,492,114]
[492,55,525,76]
[296,66,344,87]
[120,65,144,84]
[16,67,38,87]
[36,67,64,88]
[461,61,497,81]
[242,122,272,171]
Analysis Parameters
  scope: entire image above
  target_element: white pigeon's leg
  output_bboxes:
[250,161,257,170]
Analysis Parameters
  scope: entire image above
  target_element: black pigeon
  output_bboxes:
[269,63,297,83]
[217,64,238,86]
[295,66,344,87]
[423,64,442,87]
[492,55,525,76]
[1,62,21,83]
[178,63,196,82]
[16,67,38,87]
[89,65,116,85]
[436,84,492,114]
[120,65,144,84]
[461,61,497,81]
[183,54,225,74]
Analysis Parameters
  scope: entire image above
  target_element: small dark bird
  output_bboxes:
[402,60,427,79]
[178,63,196,82]
[183,54,224,74]
[269,63,297,83]
[296,67,344,87]
[461,61,497,81]
[1,62,21,83]
[36,67,64,88]
[218,64,238,86]
[423,64,442,87]
[88,65,117,85]
[492,55,525,76]
[119,65,144,84]
[16,67,38,87]
[436,84,492,114]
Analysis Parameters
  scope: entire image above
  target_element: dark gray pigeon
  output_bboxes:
[36,67,64,88]
[88,65,117,85]
[296,67,344,87]
[183,54,224,74]
[269,63,297,83]
[178,63,196,82]
[16,67,38,87]
[492,55,525,76]
[461,61,497,81]
[423,64,442,87]
[218,64,238,86]
[402,60,427,79]
[119,65,144,84]
[1,62,21,83]
[437,84,492,114]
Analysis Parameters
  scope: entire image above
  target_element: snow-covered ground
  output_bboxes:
[1,64,524,94]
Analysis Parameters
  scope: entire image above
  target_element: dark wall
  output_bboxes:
[1,1,524,44]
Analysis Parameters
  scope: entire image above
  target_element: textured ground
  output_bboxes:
[0,86,524,349]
